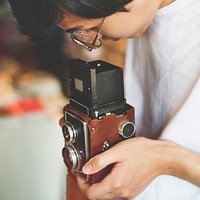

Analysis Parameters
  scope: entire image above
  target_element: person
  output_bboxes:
[8,0,200,199]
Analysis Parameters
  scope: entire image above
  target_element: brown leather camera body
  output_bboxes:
[63,103,135,183]
[63,104,135,200]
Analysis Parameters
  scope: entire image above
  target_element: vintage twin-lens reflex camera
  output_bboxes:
[62,59,136,184]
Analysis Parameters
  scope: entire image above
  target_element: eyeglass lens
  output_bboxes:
[70,18,105,51]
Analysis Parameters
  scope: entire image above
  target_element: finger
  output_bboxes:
[59,117,64,127]
[82,146,123,175]
[76,176,107,200]
[77,175,110,200]
[78,169,120,200]
[76,176,90,194]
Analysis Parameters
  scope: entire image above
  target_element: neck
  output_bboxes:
[160,0,176,8]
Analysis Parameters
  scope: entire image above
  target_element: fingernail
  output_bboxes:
[82,163,93,174]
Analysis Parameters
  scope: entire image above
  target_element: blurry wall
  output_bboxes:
[0,2,67,200]
[0,115,66,200]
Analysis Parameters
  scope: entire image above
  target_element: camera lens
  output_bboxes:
[118,121,136,138]
[62,145,79,169]
[62,122,77,143]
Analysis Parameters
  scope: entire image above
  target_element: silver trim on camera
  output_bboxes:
[64,110,90,182]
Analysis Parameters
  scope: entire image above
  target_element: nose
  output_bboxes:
[97,33,103,39]
[83,29,103,41]
[84,29,98,36]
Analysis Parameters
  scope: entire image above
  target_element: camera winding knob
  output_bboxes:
[118,121,136,138]
[62,122,77,143]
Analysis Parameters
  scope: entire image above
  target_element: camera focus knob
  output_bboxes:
[62,122,77,143]
[118,121,136,138]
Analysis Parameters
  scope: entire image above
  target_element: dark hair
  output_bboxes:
[8,0,131,42]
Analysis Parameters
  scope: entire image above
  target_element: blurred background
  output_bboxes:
[0,1,126,200]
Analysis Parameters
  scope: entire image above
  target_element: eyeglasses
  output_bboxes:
[70,18,105,51]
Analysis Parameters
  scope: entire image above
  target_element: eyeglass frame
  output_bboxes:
[70,18,105,51]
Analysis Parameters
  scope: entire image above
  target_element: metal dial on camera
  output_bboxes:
[118,121,136,138]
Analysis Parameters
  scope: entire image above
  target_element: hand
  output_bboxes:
[77,137,170,200]
[59,117,64,127]
[59,116,200,199]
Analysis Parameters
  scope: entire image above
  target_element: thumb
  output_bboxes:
[82,147,120,175]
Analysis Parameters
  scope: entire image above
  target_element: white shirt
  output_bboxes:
[125,0,200,199]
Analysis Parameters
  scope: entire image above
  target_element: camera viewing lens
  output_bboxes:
[62,145,79,169]
[62,122,77,143]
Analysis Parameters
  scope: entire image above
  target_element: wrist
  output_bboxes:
[153,139,200,186]
[151,140,183,176]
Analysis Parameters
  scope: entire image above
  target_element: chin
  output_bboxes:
[102,36,121,41]
[131,26,150,37]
